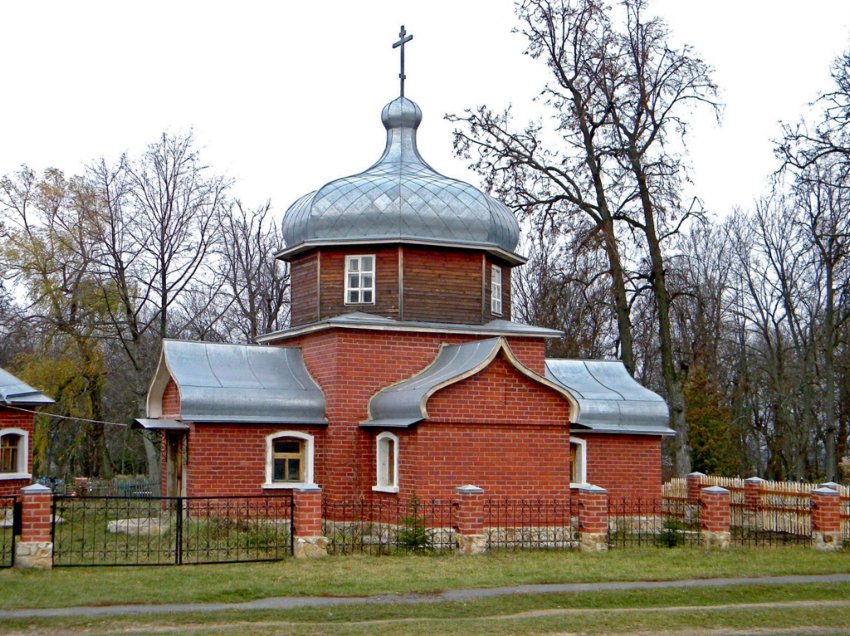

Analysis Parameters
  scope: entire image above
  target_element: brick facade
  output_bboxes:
[582,433,663,501]
[0,407,35,496]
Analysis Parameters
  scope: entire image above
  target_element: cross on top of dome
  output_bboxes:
[392,25,413,98]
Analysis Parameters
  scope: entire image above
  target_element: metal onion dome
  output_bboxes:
[279,96,522,262]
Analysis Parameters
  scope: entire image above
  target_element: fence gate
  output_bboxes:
[1,495,18,568]
[52,494,293,567]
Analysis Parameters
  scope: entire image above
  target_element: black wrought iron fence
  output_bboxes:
[322,497,455,554]
[0,495,17,568]
[52,494,293,566]
[608,497,701,548]
[730,499,812,546]
[484,498,578,550]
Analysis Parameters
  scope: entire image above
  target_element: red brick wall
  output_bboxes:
[184,423,327,497]
[0,407,35,496]
[281,330,556,500]
[162,380,180,417]
[582,433,663,501]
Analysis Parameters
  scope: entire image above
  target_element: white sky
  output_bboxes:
[2,1,849,224]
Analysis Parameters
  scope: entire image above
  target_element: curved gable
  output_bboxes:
[362,337,578,428]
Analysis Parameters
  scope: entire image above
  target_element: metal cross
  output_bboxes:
[392,25,413,97]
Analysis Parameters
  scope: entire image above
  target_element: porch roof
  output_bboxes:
[544,359,673,436]
[0,367,54,406]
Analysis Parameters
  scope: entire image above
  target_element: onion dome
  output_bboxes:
[279,96,522,263]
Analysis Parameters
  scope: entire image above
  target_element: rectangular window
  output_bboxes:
[374,433,399,492]
[272,439,304,483]
[0,434,20,473]
[345,255,375,304]
[491,264,503,315]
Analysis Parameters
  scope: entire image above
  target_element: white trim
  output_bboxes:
[373,431,399,493]
[344,254,376,305]
[491,264,502,316]
[0,427,29,479]
[262,431,316,489]
[569,437,588,487]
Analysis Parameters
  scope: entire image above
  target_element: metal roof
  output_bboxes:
[363,337,576,428]
[132,418,190,431]
[544,360,673,436]
[257,311,563,344]
[279,96,522,262]
[147,341,326,425]
[0,367,54,406]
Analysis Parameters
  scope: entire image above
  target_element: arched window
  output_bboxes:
[373,432,399,493]
[264,431,315,488]
[0,428,28,479]
[570,437,587,486]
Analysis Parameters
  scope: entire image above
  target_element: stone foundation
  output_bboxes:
[15,541,52,569]
[455,534,487,555]
[579,532,608,553]
[294,536,328,559]
[812,531,843,552]
[702,530,730,550]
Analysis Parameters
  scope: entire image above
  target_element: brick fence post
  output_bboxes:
[744,476,764,511]
[700,486,731,549]
[578,485,608,552]
[686,472,706,504]
[811,487,842,551]
[292,485,327,559]
[454,484,486,555]
[15,483,53,569]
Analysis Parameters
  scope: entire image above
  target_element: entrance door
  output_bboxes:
[165,432,185,498]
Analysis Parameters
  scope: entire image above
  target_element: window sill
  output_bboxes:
[262,482,317,490]
[372,485,399,494]
[569,482,590,489]
[0,472,31,481]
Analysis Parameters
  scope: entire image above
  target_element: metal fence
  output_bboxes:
[0,496,17,568]
[484,498,578,550]
[46,476,158,497]
[52,494,293,566]
[608,497,702,548]
[322,497,455,554]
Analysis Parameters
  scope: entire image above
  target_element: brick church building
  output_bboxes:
[138,84,672,503]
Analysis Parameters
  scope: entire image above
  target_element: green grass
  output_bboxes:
[2,583,850,634]
[1,545,849,610]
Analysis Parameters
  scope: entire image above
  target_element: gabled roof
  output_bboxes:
[545,360,673,436]
[363,337,577,428]
[0,367,54,406]
[257,311,563,343]
[146,341,326,425]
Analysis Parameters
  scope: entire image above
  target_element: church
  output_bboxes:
[137,30,672,504]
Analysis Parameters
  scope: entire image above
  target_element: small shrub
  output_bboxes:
[655,518,686,548]
[398,496,432,552]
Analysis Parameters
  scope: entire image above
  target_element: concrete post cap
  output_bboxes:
[686,472,707,478]
[812,487,839,496]
[455,485,484,494]
[819,482,841,490]
[295,484,322,493]
[744,476,765,483]
[701,485,730,494]
[21,484,52,494]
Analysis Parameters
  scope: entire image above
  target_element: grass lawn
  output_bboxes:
[1,545,849,611]
[2,583,850,634]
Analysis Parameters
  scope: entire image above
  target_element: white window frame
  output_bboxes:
[372,431,399,493]
[344,254,376,305]
[0,428,29,480]
[491,264,503,315]
[570,437,587,487]
[263,431,315,489]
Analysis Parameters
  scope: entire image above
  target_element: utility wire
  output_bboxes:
[5,405,130,428]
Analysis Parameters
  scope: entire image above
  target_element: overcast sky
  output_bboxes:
[2,1,849,224]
